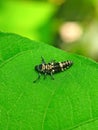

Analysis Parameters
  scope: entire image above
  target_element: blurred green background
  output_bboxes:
[0,0,98,61]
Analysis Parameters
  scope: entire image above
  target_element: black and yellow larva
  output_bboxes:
[33,57,73,83]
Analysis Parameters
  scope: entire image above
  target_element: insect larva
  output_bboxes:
[33,57,73,83]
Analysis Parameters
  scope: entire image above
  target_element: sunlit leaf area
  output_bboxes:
[0,0,98,61]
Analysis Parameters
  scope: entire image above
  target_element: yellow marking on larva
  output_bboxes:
[42,64,46,70]
[64,61,69,66]
[59,62,63,68]
[52,69,55,73]
[45,65,47,69]
[46,65,53,70]
[66,61,69,65]
[59,62,64,71]
[51,62,54,65]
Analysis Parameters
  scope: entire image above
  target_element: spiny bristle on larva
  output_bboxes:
[68,60,73,65]
[65,60,73,66]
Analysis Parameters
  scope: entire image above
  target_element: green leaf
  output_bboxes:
[0,32,98,130]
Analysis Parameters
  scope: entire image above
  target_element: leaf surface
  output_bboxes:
[0,33,98,130]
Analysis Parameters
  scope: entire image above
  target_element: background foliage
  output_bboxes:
[0,0,98,60]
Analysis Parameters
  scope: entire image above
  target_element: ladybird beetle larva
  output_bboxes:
[33,57,73,83]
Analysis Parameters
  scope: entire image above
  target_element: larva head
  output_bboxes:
[35,64,42,72]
